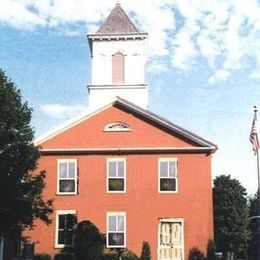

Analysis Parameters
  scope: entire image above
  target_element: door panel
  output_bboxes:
[159,221,184,260]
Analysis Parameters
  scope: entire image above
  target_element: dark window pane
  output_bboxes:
[59,180,75,193]
[109,179,124,191]
[65,230,73,245]
[59,215,65,229]
[58,230,65,245]
[160,178,176,191]
[66,214,76,229]
[109,233,124,246]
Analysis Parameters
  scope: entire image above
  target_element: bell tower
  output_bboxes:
[87,3,149,109]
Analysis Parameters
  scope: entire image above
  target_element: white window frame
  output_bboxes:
[157,218,184,260]
[57,159,77,195]
[104,122,131,132]
[55,210,76,248]
[107,158,126,193]
[158,158,178,193]
[106,212,126,248]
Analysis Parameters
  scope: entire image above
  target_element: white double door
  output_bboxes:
[158,219,184,260]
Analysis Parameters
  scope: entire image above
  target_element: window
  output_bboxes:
[107,212,126,248]
[104,122,131,132]
[159,159,178,193]
[55,210,77,248]
[107,159,126,192]
[112,51,124,85]
[57,159,77,194]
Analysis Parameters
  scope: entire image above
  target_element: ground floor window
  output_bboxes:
[107,212,126,248]
[158,219,184,260]
[55,210,77,248]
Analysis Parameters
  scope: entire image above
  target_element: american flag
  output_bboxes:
[250,111,260,154]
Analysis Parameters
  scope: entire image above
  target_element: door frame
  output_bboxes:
[157,218,185,260]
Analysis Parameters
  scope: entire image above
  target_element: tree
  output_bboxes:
[72,220,105,259]
[213,175,250,259]
[248,191,260,260]
[140,241,151,260]
[0,69,53,256]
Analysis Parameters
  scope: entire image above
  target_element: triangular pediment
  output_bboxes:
[36,98,217,154]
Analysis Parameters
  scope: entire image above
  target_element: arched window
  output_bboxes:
[112,52,124,85]
[104,122,131,132]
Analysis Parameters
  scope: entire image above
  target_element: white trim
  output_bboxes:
[158,158,178,193]
[57,159,77,195]
[158,218,185,260]
[55,210,76,249]
[106,212,126,248]
[106,158,126,193]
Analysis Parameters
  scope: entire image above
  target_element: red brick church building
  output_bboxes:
[27,3,217,259]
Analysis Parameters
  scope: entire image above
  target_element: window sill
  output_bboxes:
[56,192,77,196]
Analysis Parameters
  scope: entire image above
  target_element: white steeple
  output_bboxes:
[87,3,149,109]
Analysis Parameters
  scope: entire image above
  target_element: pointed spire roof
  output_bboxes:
[96,3,140,35]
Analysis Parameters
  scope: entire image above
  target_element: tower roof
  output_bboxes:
[96,3,140,35]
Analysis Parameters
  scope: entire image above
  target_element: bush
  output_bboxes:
[140,241,151,260]
[122,250,139,260]
[34,253,51,260]
[207,240,216,260]
[73,220,105,259]
[188,247,206,260]
[102,252,119,260]
[54,253,76,260]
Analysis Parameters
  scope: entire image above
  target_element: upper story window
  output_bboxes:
[159,158,178,193]
[55,210,77,248]
[107,158,126,193]
[112,51,124,85]
[107,212,126,248]
[57,159,77,195]
[104,122,131,132]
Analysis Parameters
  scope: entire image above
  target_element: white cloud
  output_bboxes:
[208,69,230,85]
[40,104,87,119]
[0,0,260,83]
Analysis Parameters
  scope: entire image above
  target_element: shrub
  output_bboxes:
[122,250,139,260]
[207,240,216,260]
[188,247,206,260]
[140,241,151,260]
[54,253,76,260]
[34,253,51,260]
[73,220,105,259]
[102,252,119,260]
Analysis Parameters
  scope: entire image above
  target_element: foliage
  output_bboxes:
[54,253,76,260]
[34,253,51,260]
[213,175,250,258]
[206,240,216,260]
[0,70,53,237]
[188,247,206,260]
[102,252,119,260]
[72,220,105,259]
[247,191,260,260]
[122,250,139,260]
[140,241,151,260]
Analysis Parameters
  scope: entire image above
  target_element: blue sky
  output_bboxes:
[0,0,260,195]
